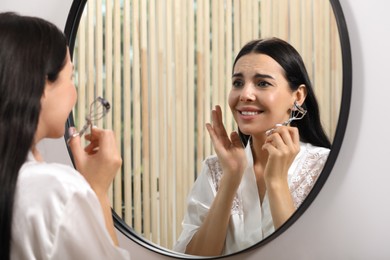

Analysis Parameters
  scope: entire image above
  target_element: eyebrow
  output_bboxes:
[232,72,275,80]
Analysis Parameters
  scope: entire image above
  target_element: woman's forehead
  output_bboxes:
[233,53,285,78]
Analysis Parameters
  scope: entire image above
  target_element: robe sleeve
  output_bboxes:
[172,159,217,253]
[289,147,330,208]
[11,161,130,260]
[50,189,130,260]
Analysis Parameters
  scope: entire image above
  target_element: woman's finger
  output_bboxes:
[67,127,85,169]
[84,140,99,154]
[213,106,229,138]
[230,131,243,148]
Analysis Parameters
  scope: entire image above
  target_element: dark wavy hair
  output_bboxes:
[0,12,67,259]
[234,37,331,149]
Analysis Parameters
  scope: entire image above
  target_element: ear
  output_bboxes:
[293,84,307,106]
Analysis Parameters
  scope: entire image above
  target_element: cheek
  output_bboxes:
[267,92,291,108]
[268,94,294,118]
[64,83,77,111]
[71,85,77,107]
[56,85,76,123]
[228,90,237,110]
[264,92,279,104]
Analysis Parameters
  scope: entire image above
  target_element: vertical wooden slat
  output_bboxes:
[123,0,132,225]
[225,0,234,136]
[196,0,205,176]
[132,0,142,233]
[104,0,114,203]
[183,0,189,244]
[323,1,331,139]
[181,3,189,234]
[95,0,103,113]
[140,0,151,240]
[76,12,86,147]
[166,0,174,247]
[187,0,195,202]
[252,0,259,39]
[240,0,250,45]
[87,1,94,106]
[204,0,211,158]
[330,5,342,141]
[156,0,168,248]
[260,0,271,38]
[105,0,113,127]
[302,0,313,81]
[211,0,219,109]
[313,0,323,125]
[85,0,94,155]
[218,0,225,109]
[271,0,279,38]
[279,0,289,40]
[314,0,330,137]
[233,0,240,54]
[148,0,159,245]
[289,0,301,51]
[113,0,122,219]
[174,0,183,246]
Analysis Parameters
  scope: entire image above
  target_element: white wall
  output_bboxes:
[1,0,390,259]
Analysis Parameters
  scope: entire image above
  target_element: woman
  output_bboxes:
[0,12,129,259]
[174,37,331,256]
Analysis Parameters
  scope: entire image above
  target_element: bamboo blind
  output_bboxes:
[72,0,342,250]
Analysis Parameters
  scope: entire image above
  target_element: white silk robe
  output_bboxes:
[173,142,330,255]
[11,152,130,260]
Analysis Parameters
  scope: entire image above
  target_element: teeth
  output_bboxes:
[241,111,258,116]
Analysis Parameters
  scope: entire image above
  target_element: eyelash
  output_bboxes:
[257,81,271,87]
[232,79,271,88]
[232,80,244,88]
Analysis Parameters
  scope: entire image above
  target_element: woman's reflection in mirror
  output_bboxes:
[173,37,331,256]
[0,12,130,259]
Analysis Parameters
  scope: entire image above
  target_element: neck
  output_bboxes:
[250,135,268,167]
[31,145,44,162]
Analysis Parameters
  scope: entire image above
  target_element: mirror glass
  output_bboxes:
[65,0,350,257]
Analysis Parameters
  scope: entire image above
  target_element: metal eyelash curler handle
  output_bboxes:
[67,96,110,144]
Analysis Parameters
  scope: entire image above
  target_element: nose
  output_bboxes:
[240,84,255,102]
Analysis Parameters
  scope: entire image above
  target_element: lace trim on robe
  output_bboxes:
[205,145,329,213]
[205,157,242,214]
[289,149,329,208]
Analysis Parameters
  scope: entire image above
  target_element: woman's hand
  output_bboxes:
[185,105,246,256]
[206,105,247,188]
[67,126,122,196]
[67,126,122,246]
[261,125,299,228]
[262,125,300,184]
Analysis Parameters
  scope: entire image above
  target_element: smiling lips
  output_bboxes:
[238,107,263,117]
[240,111,259,116]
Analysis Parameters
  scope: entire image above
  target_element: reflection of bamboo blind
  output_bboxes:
[72,0,341,250]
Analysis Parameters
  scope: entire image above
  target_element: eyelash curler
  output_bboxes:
[265,102,307,136]
[67,96,110,144]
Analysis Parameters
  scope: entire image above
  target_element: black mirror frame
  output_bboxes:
[63,0,352,258]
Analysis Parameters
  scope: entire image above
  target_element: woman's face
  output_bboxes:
[37,48,77,141]
[229,53,297,138]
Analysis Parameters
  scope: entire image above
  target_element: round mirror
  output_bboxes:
[64,0,351,258]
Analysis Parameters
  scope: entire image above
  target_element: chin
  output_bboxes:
[237,127,253,136]
[238,125,270,137]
